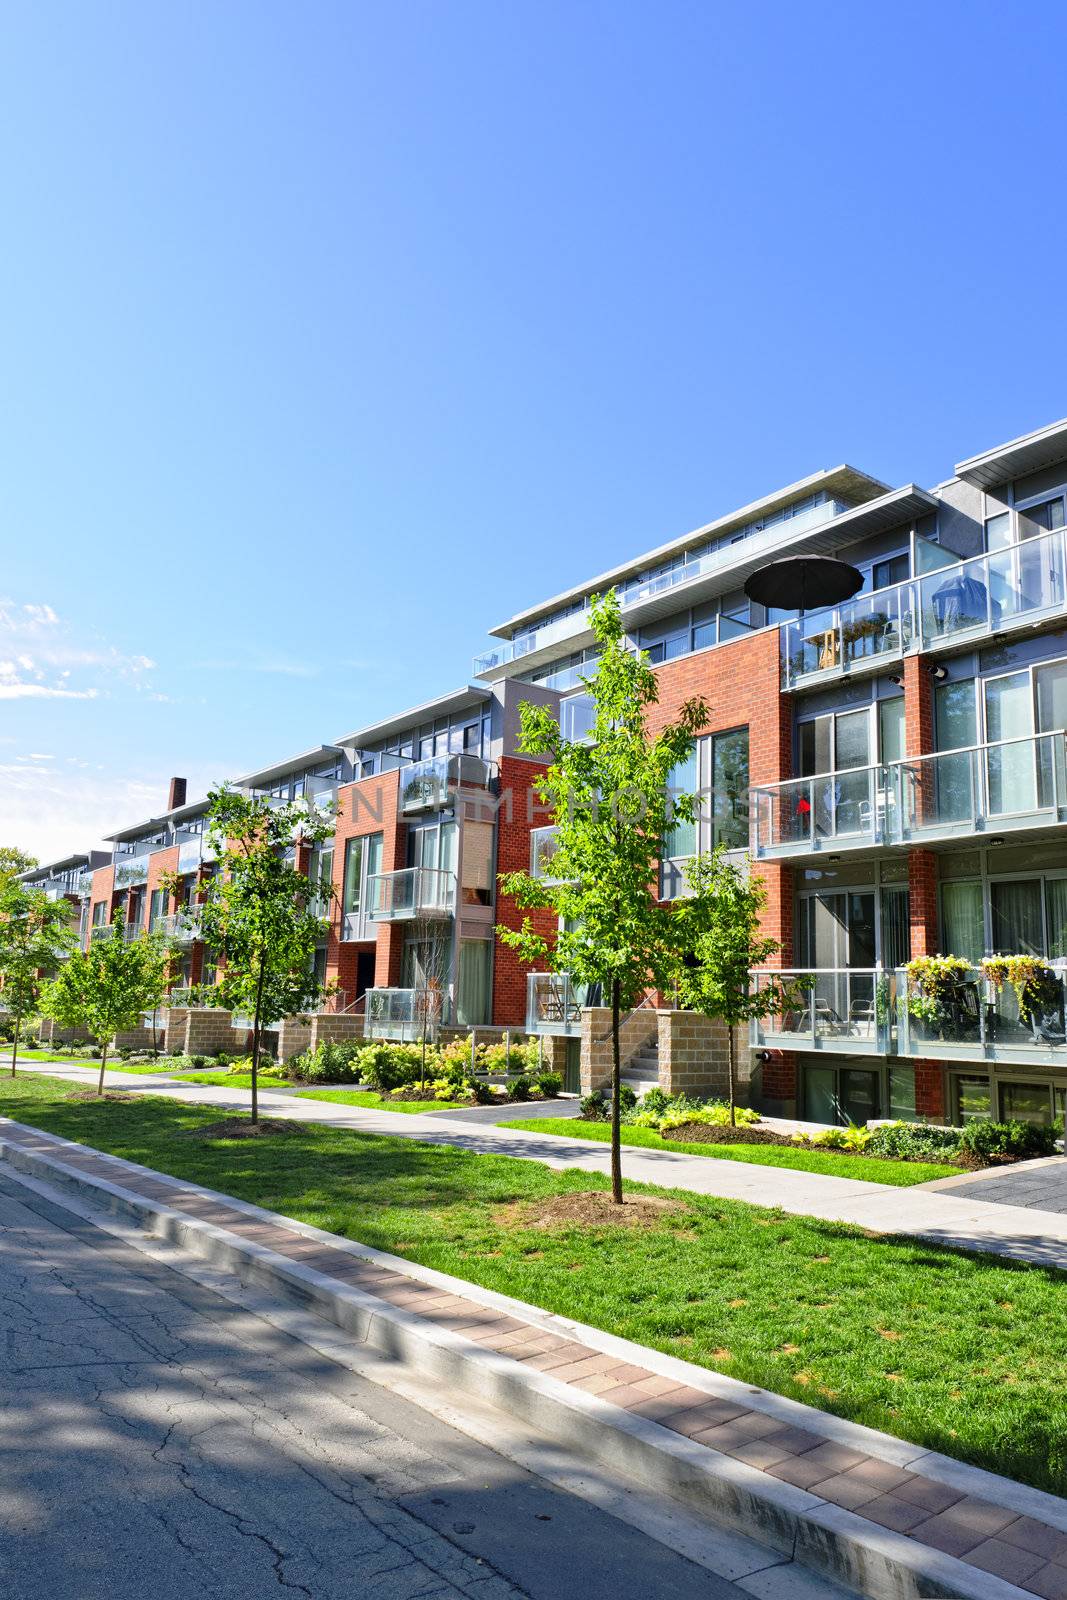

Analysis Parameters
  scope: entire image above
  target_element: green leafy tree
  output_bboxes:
[498,590,707,1202]
[673,848,805,1125]
[0,847,38,889]
[195,787,334,1124]
[41,911,171,1094]
[0,881,77,1073]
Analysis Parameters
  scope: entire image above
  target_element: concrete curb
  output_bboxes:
[0,1121,1052,1600]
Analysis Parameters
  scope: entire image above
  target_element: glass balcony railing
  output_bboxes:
[177,837,203,874]
[526,972,584,1036]
[781,524,1067,689]
[895,963,1067,1066]
[157,910,202,943]
[365,986,452,1040]
[751,969,895,1054]
[365,867,456,921]
[475,501,852,679]
[750,764,894,856]
[751,732,1067,857]
[896,731,1067,842]
[112,852,153,887]
[399,753,493,813]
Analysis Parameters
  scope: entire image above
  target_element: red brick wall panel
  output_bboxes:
[492,756,556,1025]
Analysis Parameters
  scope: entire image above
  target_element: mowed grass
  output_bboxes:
[0,1072,1063,1494]
[501,1116,961,1187]
[165,1071,467,1113]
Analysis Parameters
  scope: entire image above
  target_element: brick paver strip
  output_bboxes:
[6,1115,1067,1599]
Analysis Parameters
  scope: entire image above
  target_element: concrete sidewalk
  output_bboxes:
[3,1113,1065,1600]
[15,1061,1067,1271]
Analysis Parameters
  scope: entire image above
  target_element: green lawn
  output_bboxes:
[0,1073,1062,1493]
[500,1117,961,1187]
[167,1071,467,1113]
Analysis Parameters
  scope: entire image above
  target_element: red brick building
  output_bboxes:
[38,415,1067,1126]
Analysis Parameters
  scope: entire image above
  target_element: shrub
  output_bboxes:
[868,1122,962,1161]
[74,1043,102,1059]
[507,1073,535,1103]
[536,1072,562,1099]
[959,1119,1057,1164]
[287,1040,365,1085]
[580,1090,607,1120]
[190,1055,207,1069]
[357,1043,422,1093]
[480,1039,541,1075]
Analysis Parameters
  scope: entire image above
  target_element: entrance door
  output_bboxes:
[839,1068,880,1125]
[797,891,877,1029]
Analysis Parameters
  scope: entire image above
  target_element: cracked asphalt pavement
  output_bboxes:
[0,1172,753,1600]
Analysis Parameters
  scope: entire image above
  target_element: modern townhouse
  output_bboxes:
[34,415,1067,1129]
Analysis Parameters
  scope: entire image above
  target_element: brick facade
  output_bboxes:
[914,1060,947,1122]
[492,755,556,1026]
[326,769,404,1000]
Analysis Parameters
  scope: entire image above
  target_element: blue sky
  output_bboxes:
[2,1,1067,860]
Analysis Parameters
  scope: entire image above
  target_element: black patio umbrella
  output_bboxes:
[744,555,864,613]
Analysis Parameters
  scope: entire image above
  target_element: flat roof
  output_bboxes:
[19,853,91,880]
[232,744,342,791]
[336,685,491,749]
[955,416,1067,490]
[490,463,889,638]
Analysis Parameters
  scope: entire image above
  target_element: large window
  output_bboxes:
[456,939,491,1025]
[663,728,749,862]
[343,833,383,915]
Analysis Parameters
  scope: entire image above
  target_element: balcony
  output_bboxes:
[895,964,1067,1067]
[895,732,1067,845]
[781,523,1067,690]
[399,753,493,814]
[751,733,1067,860]
[473,501,856,683]
[157,910,201,944]
[751,969,896,1055]
[365,986,452,1040]
[365,867,456,921]
[750,765,893,859]
[112,852,152,888]
[526,972,584,1037]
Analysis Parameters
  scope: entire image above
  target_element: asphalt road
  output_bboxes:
[0,1171,757,1600]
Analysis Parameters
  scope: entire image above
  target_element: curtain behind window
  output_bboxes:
[990,879,1043,955]
[456,940,490,1026]
[941,881,984,964]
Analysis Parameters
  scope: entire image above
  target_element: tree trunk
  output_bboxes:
[97,1041,108,1097]
[610,977,623,1204]
[250,954,267,1127]
[11,1005,22,1077]
[728,1024,736,1128]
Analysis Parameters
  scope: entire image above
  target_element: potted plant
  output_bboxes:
[904,954,973,1040]
[982,955,1064,1037]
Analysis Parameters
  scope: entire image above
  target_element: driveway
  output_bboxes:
[927,1155,1067,1214]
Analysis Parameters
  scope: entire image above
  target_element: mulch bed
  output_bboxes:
[502,1192,689,1230]
[185,1118,306,1139]
[67,1089,135,1103]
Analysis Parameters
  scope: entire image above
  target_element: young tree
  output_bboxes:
[498,590,707,1203]
[195,787,333,1124]
[41,911,172,1094]
[673,847,805,1126]
[0,882,77,1074]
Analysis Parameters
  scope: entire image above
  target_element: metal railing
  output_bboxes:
[157,910,201,943]
[365,987,452,1040]
[781,523,1067,689]
[365,867,456,921]
[895,730,1067,841]
[750,764,892,855]
[474,500,851,680]
[526,972,584,1037]
[399,753,494,814]
[750,731,1067,857]
[895,962,1067,1065]
[750,968,895,1054]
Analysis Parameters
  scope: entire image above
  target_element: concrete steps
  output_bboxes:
[622,1038,660,1097]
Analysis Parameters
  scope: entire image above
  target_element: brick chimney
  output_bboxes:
[168,776,188,811]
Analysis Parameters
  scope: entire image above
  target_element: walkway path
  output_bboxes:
[4,1115,1066,1600]
[13,1061,1067,1270]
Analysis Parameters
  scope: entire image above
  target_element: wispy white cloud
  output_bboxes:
[0,759,217,862]
[0,598,158,700]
